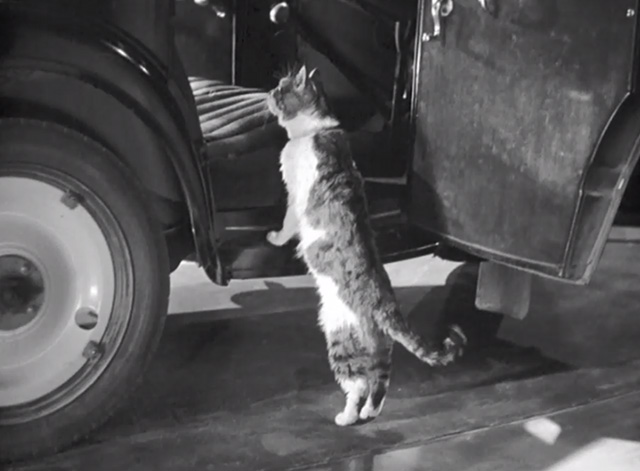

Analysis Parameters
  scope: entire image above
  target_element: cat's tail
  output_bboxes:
[380,313,467,366]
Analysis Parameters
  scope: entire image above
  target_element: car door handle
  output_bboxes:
[186,0,231,18]
[478,0,497,15]
[423,0,454,42]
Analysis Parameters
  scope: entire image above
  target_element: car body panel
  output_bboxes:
[409,0,639,282]
[0,0,225,282]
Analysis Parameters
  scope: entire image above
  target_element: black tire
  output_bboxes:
[0,119,170,462]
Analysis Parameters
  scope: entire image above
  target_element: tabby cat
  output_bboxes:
[266,66,466,426]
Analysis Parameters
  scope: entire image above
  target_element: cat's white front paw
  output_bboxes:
[266,230,288,247]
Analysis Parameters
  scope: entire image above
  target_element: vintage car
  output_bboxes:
[1,0,639,462]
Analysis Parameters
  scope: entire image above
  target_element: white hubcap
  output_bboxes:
[0,177,115,407]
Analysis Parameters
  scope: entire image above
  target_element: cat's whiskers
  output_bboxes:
[260,97,272,129]
[274,62,298,82]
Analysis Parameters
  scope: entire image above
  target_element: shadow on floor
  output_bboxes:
[499,242,640,368]
[97,264,562,435]
[20,240,640,471]
[12,244,640,471]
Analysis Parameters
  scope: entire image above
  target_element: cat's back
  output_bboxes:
[311,128,352,169]
[307,128,364,211]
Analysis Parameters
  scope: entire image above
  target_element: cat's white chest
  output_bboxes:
[280,137,317,209]
[280,137,325,249]
[279,135,356,333]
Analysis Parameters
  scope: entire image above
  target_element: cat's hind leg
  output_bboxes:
[359,379,389,420]
[360,347,392,420]
[320,291,369,426]
[335,376,368,426]
[326,328,369,426]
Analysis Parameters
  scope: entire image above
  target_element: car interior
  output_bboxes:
[172,0,640,279]
[173,0,436,278]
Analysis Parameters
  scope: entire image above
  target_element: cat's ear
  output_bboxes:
[294,65,308,88]
[308,68,324,95]
[307,68,322,94]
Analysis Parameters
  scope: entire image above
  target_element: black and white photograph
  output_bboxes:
[1,0,640,469]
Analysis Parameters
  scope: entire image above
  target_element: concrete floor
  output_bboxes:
[11,241,640,471]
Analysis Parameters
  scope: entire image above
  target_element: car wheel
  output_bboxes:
[0,119,170,462]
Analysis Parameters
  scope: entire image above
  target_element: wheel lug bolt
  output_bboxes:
[19,263,31,275]
[82,340,103,360]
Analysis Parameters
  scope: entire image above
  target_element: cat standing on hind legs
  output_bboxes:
[266,65,467,426]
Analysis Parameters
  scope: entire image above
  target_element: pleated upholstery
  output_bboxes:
[189,77,284,158]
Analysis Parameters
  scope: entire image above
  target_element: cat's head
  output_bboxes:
[267,65,329,122]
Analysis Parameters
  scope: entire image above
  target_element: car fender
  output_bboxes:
[0,3,225,283]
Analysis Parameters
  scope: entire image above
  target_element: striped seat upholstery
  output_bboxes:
[189,77,285,158]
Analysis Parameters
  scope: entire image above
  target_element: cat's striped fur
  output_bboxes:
[266,66,466,426]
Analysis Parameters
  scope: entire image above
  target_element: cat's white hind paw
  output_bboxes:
[266,230,288,247]
[359,402,381,420]
[335,411,358,426]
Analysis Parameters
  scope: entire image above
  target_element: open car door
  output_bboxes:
[408,0,640,283]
